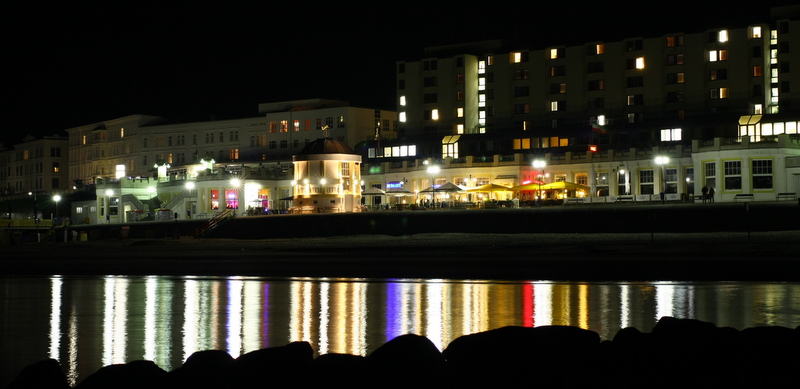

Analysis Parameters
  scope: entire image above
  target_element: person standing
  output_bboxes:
[701,185,708,203]
[708,186,715,203]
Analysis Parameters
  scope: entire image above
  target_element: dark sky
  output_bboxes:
[1,2,792,146]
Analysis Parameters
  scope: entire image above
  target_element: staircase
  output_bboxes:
[190,209,234,238]
[162,189,196,211]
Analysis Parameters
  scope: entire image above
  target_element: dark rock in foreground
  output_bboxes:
[9,317,800,388]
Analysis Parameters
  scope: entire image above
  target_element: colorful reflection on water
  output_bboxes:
[1,276,799,387]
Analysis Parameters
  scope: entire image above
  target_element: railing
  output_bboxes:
[190,209,234,238]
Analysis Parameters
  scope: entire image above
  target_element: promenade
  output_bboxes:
[4,202,800,281]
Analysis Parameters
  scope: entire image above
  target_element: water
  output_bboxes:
[2,276,799,387]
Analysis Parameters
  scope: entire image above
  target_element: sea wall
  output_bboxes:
[8,317,799,388]
[57,202,800,243]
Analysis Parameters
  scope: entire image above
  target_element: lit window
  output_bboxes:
[719,30,728,43]
[752,26,762,38]
[636,57,645,69]
[456,124,464,134]
[753,66,762,77]
[431,109,439,120]
[754,104,763,114]
[399,112,406,122]
[595,44,604,54]
[512,52,522,63]
[661,128,682,141]
[400,96,406,106]
[456,108,464,117]
[478,61,486,74]
[709,49,728,62]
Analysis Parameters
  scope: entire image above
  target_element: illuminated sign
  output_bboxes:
[386,182,404,189]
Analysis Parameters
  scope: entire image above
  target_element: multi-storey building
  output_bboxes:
[66,99,396,185]
[0,135,69,196]
[60,99,395,223]
[358,5,800,205]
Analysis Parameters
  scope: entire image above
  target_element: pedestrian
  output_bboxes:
[701,185,708,203]
[708,186,715,203]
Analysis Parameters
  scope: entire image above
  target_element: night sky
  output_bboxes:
[1,2,791,146]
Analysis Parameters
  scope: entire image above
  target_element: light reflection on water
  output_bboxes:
[1,276,799,387]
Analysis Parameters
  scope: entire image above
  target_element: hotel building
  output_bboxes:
[360,5,800,204]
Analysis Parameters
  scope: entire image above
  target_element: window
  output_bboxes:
[587,61,604,73]
[666,35,684,47]
[711,88,729,99]
[661,128,682,141]
[550,101,565,112]
[686,167,695,196]
[667,72,685,84]
[705,162,716,190]
[549,48,564,59]
[724,160,742,190]
[751,26,762,38]
[753,65,763,77]
[665,168,678,193]
[550,65,566,76]
[667,54,684,65]
[718,29,728,43]
[588,80,604,91]
[752,159,773,189]
[627,95,644,106]
[709,69,727,80]
[709,50,728,62]
[639,170,654,194]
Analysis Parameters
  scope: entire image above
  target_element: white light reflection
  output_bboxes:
[227,278,244,358]
[289,278,315,345]
[424,280,445,352]
[183,278,199,362]
[318,281,330,354]
[49,276,62,360]
[620,284,631,329]
[67,304,78,387]
[241,279,263,355]
[533,283,554,327]
[102,277,129,366]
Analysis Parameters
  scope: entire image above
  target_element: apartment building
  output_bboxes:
[391,8,799,160]
[0,135,69,196]
[356,6,800,204]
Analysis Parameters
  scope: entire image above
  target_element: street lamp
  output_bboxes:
[533,160,546,206]
[427,165,440,209]
[53,195,61,225]
[655,156,669,203]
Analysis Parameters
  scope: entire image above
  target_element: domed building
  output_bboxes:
[290,138,364,213]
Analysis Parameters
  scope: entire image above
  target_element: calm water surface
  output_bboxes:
[2,276,799,387]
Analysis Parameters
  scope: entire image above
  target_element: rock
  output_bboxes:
[160,349,235,388]
[75,360,165,389]
[443,325,600,386]
[6,359,69,389]
[232,342,314,387]
[366,334,447,385]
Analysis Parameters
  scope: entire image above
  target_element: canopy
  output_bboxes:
[362,187,386,195]
[385,188,414,196]
[509,181,545,191]
[540,181,590,191]
[420,182,464,193]
[466,183,513,193]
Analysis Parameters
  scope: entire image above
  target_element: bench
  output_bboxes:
[564,197,584,205]
[776,192,797,201]
[689,194,705,203]
[734,194,754,202]
[615,196,634,203]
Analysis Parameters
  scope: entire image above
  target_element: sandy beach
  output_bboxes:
[4,230,800,281]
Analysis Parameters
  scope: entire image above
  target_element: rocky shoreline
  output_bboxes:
[8,317,799,388]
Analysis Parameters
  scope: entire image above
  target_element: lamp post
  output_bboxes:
[53,195,61,225]
[427,165,439,209]
[655,156,669,203]
[533,160,546,206]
